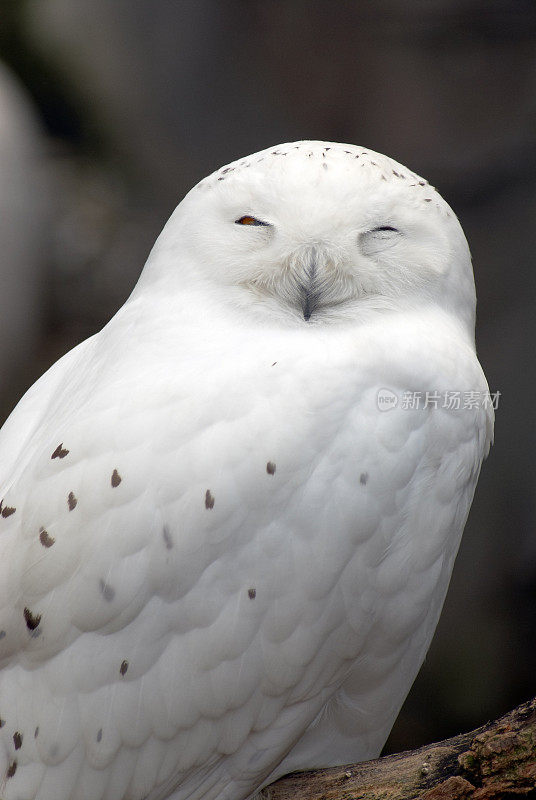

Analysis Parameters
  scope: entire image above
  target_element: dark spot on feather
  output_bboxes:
[51,444,69,459]
[248,588,256,600]
[322,163,328,170]
[99,579,115,602]
[162,524,173,550]
[24,607,41,631]
[266,462,276,475]
[419,181,426,186]
[120,660,129,676]
[271,362,277,366]
[39,528,55,548]
[205,490,215,509]
[1,501,16,518]
[6,760,17,778]
[96,728,102,742]
[13,732,22,750]
[111,469,121,488]
[424,198,432,202]
[360,472,369,485]
[217,177,224,181]
[34,727,39,738]
[68,492,77,511]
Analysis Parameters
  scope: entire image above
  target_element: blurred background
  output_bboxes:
[1,0,535,758]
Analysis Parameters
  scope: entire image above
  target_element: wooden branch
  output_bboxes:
[261,696,536,799]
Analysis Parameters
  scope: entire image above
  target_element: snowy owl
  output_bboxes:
[0,141,492,800]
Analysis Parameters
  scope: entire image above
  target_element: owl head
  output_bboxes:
[140,142,476,336]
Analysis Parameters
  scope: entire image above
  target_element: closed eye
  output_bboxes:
[360,225,402,256]
[235,215,270,226]
[371,225,399,233]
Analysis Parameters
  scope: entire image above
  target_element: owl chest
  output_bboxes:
[152,352,454,635]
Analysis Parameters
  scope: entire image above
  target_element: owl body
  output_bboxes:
[0,142,492,800]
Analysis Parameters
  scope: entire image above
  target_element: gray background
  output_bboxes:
[1,0,534,757]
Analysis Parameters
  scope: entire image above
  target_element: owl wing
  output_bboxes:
[0,338,94,492]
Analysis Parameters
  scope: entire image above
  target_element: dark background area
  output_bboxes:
[0,0,535,758]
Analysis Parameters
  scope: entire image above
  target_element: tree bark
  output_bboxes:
[261,696,536,799]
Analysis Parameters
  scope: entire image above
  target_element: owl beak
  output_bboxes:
[297,255,321,321]
[300,283,316,321]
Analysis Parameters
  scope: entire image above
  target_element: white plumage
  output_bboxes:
[0,141,492,800]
